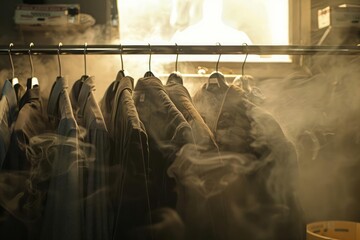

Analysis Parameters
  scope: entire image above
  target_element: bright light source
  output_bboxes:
[117,0,291,62]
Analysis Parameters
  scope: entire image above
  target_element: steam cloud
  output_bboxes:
[0,19,359,240]
[257,54,360,222]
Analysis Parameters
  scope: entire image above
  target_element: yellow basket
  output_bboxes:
[307,221,360,240]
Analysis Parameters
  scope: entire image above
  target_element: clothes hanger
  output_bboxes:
[8,43,19,87]
[73,42,90,99]
[166,43,183,85]
[116,43,126,80]
[111,43,133,94]
[26,42,39,90]
[233,43,250,89]
[206,43,228,89]
[81,42,89,81]
[144,43,155,77]
[57,42,63,78]
[241,43,248,77]
[233,43,265,100]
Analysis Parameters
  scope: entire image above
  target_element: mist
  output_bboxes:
[257,54,360,222]
[0,6,359,240]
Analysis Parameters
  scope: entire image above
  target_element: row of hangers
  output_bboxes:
[122,42,250,92]
[6,42,89,97]
[6,42,251,95]
[7,43,39,93]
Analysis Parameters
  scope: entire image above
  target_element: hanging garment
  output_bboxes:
[169,83,305,240]
[39,77,83,240]
[4,85,48,171]
[0,84,49,240]
[100,74,151,239]
[168,143,265,240]
[0,80,27,240]
[193,84,257,153]
[133,76,193,209]
[0,80,19,168]
[13,82,26,105]
[169,84,250,240]
[70,76,112,240]
[164,81,218,150]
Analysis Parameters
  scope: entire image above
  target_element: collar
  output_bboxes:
[19,86,40,109]
[165,82,192,101]
[101,72,132,115]
[118,76,134,96]
[47,76,68,118]
[77,76,95,117]
[135,76,165,93]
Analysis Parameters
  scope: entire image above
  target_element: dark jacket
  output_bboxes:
[165,81,218,150]
[40,76,82,240]
[180,84,304,240]
[4,86,48,171]
[193,84,258,154]
[1,85,48,240]
[100,73,151,239]
[0,80,28,240]
[133,76,193,209]
[70,76,112,240]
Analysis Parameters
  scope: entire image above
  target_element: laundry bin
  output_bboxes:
[307,221,360,240]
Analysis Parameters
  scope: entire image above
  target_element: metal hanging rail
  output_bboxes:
[0,44,359,55]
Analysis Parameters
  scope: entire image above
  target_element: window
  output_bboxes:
[117,0,298,64]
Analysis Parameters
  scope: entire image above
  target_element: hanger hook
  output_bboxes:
[57,42,62,77]
[29,42,35,77]
[242,43,248,76]
[215,42,221,72]
[84,42,88,76]
[119,43,124,71]
[8,43,15,79]
[148,43,152,72]
[175,43,179,72]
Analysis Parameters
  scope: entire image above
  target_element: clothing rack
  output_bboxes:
[0,44,359,55]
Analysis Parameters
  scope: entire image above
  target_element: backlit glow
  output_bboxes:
[117,0,290,62]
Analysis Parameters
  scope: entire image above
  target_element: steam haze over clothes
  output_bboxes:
[0,21,359,240]
[257,55,360,222]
